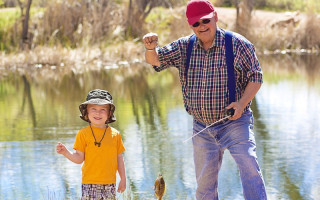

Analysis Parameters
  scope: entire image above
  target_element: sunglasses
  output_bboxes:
[192,19,211,27]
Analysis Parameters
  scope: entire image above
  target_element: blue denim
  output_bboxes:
[192,111,267,200]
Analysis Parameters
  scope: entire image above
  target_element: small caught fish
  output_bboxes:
[154,173,166,200]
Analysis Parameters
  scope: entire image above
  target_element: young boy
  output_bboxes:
[56,89,126,200]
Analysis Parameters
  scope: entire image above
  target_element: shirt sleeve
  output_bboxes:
[73,130,86,153]
[117,133,125,155]
[153,39,185,72]
[237,36,263,84]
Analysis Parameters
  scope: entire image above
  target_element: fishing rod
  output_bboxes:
[182,109,235,143]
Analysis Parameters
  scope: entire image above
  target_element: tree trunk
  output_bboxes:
[20,0,32,50]
[125,0,133,38]
[235,0,254,36]
[124,0,172,38]
[235,0,240,29]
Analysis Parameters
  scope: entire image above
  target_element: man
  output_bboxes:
[143,0,267,199]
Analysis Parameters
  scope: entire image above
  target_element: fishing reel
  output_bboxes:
[226,108,235,117]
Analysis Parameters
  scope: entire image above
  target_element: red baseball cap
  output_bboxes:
[186,0,215,25]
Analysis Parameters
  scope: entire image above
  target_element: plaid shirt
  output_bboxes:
[154,27,263,124]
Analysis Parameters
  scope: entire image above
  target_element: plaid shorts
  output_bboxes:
[81,184,116,200]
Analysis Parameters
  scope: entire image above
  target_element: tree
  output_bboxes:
[235,0,254,36]
[215,0,254,36]
[125,0,184,38]
[16,0,33,50]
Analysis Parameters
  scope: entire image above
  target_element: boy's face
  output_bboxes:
[87,104,111,128]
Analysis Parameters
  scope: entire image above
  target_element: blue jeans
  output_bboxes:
[192,111,267,200]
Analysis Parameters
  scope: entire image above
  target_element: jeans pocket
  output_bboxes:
[240,110,253,124]
[193,120,205,134]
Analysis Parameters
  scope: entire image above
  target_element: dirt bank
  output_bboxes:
[216,7,301,28]
[215,7,320,52]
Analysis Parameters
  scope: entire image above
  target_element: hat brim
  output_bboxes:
[81,99,113,105]
[188,12,214,26]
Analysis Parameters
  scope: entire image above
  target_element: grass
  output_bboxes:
[0,1,319,59]
[265,0,320,13]
[145,6,320,51]
[250,9,320,51]
[1,6,320,70]
[0,8,20,51]
[0,7,45,51]
[215,0,320,13]
[0,8,19,27]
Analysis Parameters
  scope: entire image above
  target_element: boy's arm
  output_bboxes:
[56,142,84,164]
[117,153,126,193]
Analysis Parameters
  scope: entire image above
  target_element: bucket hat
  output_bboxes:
[79,89,116,124]
[186,0,215,26]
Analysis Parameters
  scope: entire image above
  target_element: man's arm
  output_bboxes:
[226,82,262,120]
[143,32,161,66]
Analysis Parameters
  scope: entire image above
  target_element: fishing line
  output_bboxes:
[182,109,234,143]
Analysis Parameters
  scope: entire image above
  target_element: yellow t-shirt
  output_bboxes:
[73,125,125,184]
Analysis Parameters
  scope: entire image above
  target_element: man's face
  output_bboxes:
[190,12,218,47]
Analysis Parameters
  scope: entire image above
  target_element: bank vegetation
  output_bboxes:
[0,0,320,71]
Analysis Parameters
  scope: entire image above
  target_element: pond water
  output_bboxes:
[0,54,320,200]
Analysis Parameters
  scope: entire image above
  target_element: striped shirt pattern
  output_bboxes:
[154,27,263,125]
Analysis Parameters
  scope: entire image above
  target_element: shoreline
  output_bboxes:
[1,7,320,76]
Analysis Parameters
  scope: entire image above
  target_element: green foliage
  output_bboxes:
[146,7,173,31]
[215,0,320,12]
[0,8,19,27]
[0,0,320,52]
[263,0,320,12]
[145,7,177,44]
[0,7,45,51]
[0,8,20,51]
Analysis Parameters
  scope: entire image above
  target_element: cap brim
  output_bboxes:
[188,12,214,25]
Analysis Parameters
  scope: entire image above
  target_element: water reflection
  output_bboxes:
[256,54,320,200]
[21,75,36,127]
[0,54,320,199]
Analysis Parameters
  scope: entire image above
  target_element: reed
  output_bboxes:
[249,9,320,51]
[32,1,123,48]
[1,2,320,69]
[300,11,320,49]
[145,6,320,51]
[0,8,20,51]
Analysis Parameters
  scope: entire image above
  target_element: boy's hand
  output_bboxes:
[117,179,126,193]
[56,142,67,155]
